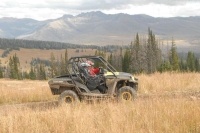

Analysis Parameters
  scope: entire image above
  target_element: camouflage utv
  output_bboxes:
[48,56,138,105]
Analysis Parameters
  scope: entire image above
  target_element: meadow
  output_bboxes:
[0,72,200,133]
[0,48,97,71]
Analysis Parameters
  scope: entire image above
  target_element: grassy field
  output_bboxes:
[0,79,55,105]
[0,48,97,71]
[0,72,200,133]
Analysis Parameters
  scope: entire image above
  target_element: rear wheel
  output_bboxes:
[117,86,136,102]
[58,90,80,105]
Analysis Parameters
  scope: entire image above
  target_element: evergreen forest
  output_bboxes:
[0,28,199,80]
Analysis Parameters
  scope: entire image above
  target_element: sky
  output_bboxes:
[0,0,200,20]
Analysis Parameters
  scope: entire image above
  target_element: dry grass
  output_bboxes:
[138,72,200,94]
[1,72,200,105]
[0,100,199,133]
[0,72,200,133]
[0,79,55,105]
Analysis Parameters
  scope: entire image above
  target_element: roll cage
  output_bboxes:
[67,56,117,82]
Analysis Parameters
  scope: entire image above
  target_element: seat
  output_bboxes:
[78,63,106,91]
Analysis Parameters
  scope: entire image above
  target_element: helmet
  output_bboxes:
[86,60,94,66]
[80,62,91,67]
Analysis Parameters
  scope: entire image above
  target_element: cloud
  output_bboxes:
[0,0,200,20]
[1,0,200,10]
[102,2,200,17]
[43,0,200,10]
[173,2,200,17]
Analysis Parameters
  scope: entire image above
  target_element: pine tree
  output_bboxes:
[0,60,3,78]
[129,29,162,73]
[179,58,187,71]
[169,38,179,71]
[110,52,120,71]
[23,72,30,79]
[29,66,36,80]
[158,60,171,72]
[107,53,113,65]
[38,63,46,80]
[8,54,21,79]
[130,33,141,73]
[118,47,123,71]
[195,58,200,72]
[60,54,66,75]
[122,49,131,72]
[146,28,160,73]
[95,49,106,58]
[0,68,3,78]
[64,49,68,74]
[9,56,14,78]
[186,51,195,72]
[14,54,21,79]
[50,52,57,78]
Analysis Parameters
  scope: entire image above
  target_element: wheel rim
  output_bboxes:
[64,96,74,103]
[121,92,132,101]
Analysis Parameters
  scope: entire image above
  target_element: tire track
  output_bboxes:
[0,100,58,111]
[0,91,199,111]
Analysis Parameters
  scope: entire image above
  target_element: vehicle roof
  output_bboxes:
[68,55,117,77]
[69,56,102,59]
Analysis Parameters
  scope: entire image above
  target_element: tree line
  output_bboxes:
[108,28,200,73]
[0,38,120,57]
[0,28,200,80]
[0,49,69,80]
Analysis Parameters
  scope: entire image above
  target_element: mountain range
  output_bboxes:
[0,11,200,50]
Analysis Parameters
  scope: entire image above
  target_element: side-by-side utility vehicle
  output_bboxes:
[48,56,138,104]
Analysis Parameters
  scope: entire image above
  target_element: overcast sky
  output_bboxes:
[0,0,200,20]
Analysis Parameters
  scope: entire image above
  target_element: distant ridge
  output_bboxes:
[0,11,200,47]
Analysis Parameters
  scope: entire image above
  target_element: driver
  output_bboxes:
[84,60,107,93]
[85,60,100,76]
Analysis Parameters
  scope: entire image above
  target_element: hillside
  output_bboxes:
[0,11,200,48]
[0,48,97,71]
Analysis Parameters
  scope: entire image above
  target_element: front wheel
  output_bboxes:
[58,90,80,105]
[117,86,137,102]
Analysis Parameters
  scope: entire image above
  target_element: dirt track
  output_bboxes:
[0,101,58,112]
[0,90,199,112]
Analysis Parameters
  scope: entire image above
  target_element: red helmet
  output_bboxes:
[86,60,94,66]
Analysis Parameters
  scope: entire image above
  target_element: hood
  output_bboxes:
[104,71,138,83]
